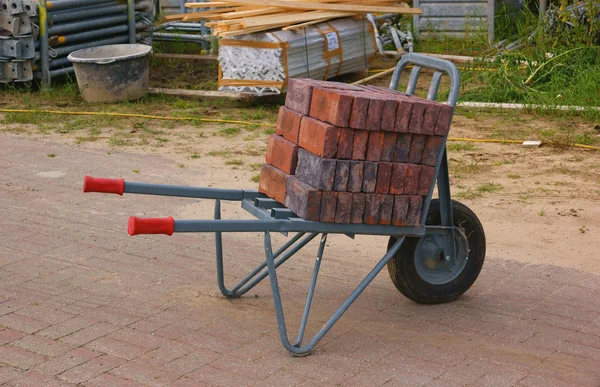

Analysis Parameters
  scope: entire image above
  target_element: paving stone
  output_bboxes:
[363,194,381,225]
[422,103,440,135]
[392,196,410,226]
[298,116,340,158]
[58,354,125,383]
[408,134,427,164]
[404,164,422,195]
[336,129,355,159]
[422,135,443,167]
[320,192,338,223]
[334,193,353,224]
[390,163,407,195]
[285,177,322,221]
[295,148,336,191]
[361,162,378,193]
[0,345,46,370]
[381,132,398,162]
[333,160,350,192]
[435,105,454,136]
[276,106,304,143]
[381,100,399,132]
[310,87,354,127]
[348,94,370,130]
[348,161,364,193]
[407,99,427,134]
[365,94,385,131]
[258,164,289,205]
[352,130,369,160]
[407,196,423,226]
[35,347,100,376]
[351,193,366,224]
[394,133,412,163]
[417,166,436,197]
[375,162,393,194]
[366,131,385,161]
[285,78,315,115]
[265,135,298,175]
[378,195,394,225]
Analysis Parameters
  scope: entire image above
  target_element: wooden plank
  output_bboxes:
[242,10,356,28]
[149,88,250,100]
[152,53,218,61]
[187,0,420,13]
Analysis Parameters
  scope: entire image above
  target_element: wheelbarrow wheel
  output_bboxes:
[387,199,486,304]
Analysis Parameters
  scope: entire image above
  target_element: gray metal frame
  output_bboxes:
[86,54,462,355]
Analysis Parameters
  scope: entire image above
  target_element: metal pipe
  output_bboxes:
[49,4,127,24]
[127,0,136,43]
[46,0,115,11]
[52,34,134,57]
[51,22,147,45]
[152,33,212,42]
[48,14,129,35]
[39,0,50,89]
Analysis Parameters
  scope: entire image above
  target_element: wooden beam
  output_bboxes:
[186,0,420,13]
[242,10,357,27]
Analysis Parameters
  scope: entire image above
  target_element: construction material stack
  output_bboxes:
[259,78,453,226]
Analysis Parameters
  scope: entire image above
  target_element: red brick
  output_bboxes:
[381,100,399,132]
[378,195,394,225]
[334,192,353,224]
[381,132,398,162]
[365,95,385,131]
[310,87,354,127]
[422,103,440,135]
[333,160,350,192]
[408,99,427,134]
[362,162,378,193]
[295,148,336,191]
[390,163,407,195]
[285,177,322,221]
[375,162,393,194]
[352,130,369,160]
[276,106,303,143]
[336,129,354,159]
[394,133,412,163]
[348,161,364,193]
[395,99,414,132]
[258,164,288,204]
[435,105,454,136]
[404,164,421,195]
[351,193,366,224]
[298,116,339,158]
[320,192,338,223]
[392,196,409,226]
[265,135,298,174]
[348,94,370,129]
[422,136,444,166]
[408,134,427,164]
[418,166,435,196]
[407,196,423,226]
[366,131,385,161]
[363,194,381,225]
[285,78,314,115]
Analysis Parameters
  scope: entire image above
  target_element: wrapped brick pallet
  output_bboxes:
[258,78,453,227]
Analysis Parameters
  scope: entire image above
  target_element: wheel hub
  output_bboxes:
[414,228,469,285]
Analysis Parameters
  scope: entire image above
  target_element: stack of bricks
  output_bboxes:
[258,78,453,226]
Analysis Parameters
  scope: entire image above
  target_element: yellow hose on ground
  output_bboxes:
[1,108,598,151]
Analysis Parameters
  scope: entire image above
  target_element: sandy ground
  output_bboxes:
[2,106,599,276]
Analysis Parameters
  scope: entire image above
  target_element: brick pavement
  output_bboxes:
[1,135,599,386]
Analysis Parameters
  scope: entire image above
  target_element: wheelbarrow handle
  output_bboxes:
[128,216,174,236]
[83,175,124,195]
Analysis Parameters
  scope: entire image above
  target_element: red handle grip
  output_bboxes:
[128,216,174,236]
[83,176,124,195]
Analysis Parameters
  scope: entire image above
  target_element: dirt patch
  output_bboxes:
[150,57,219,90]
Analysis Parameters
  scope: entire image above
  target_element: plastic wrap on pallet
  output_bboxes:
[218,18,376,96]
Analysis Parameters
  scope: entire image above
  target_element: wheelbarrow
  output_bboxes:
[82,53,486,356]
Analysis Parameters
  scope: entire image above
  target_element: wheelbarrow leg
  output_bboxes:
[213,199,318,298]
[435,150,457,265]
[263,232,406,356]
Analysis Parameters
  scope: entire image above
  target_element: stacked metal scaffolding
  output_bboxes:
[0,0,154,87]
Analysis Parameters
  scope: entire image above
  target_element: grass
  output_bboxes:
[447,142,479,151]
[132,169,140,174]
[263,128,276,135]
[538,208,546,217]
[250,174,260,183]
[455,189,483,200]
[477,182,504,193]
[507,173,521,179]
[224,159,244,166]
[207,150,232,157]
[248,163,263,171]
[218,127,241,137]
[190,153,201,159]
[47,153,56,158]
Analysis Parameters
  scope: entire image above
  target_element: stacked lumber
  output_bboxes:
[180,0,421,36]
[258,79,454,226]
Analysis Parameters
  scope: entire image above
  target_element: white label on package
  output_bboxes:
[326,32,339,51]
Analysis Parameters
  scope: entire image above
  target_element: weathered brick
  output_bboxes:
[422,103,440,135]
[381,100,399,132]
[362,162,378,193]
[363,194,381,225]
[285,177,322,221]
[407,196,423,226]
[390,163,407,195]
[352,130,369,160]
[407,99,426,134]
[365,95,385,131]
[422,136,443,167]
[395,99,413,133]
[418,166,436,196]
[404,164,422,195]
[351,193,366,224]
[381,132,398,162]
[310,87,354,127]
[298,116,339,158]
[276,106,303,143]
[392,195,409,226]
[378,195,394,225]
[265,135,298,174]
[348,94,370,129]
[258,164,288,204]
[394,133,412,163]
[333,160,350,192]
[295,148,336,191]
[375,162,393,194]
[365,131,385,161]
[435,105,454,136]
[348,161,364,193]
[408,134,427,164]
[285,78,314,115]
[336,129,354,159]
[334,192,353,224]
[320,191,338,223]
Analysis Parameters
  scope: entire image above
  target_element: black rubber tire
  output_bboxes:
[387,199,486,304]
